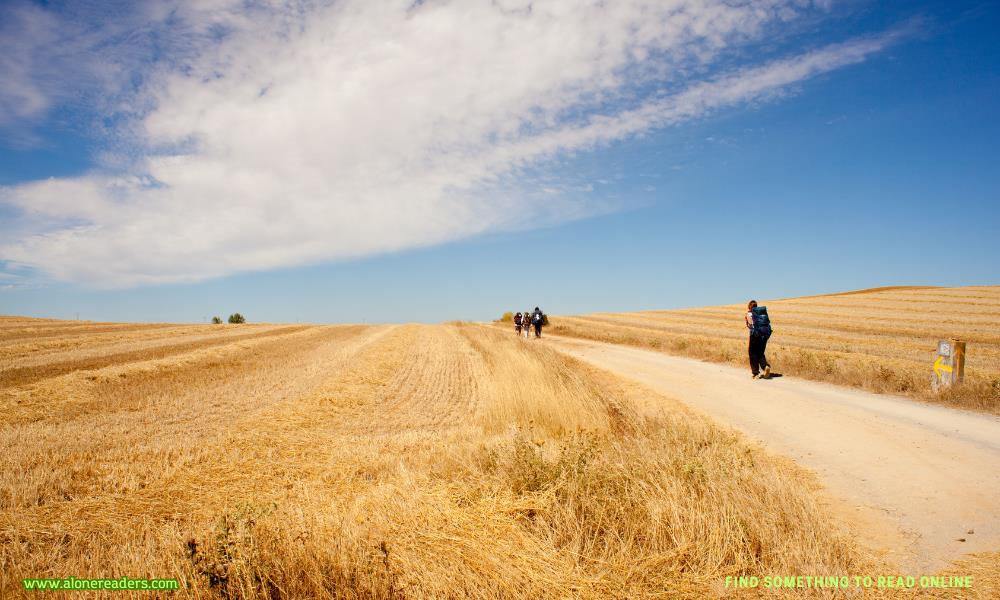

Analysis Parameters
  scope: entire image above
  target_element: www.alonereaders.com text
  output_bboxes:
[23,576,179,591]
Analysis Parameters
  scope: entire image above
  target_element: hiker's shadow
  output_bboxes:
[765,373,784,379]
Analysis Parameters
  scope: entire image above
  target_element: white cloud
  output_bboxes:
[0,0,903,287]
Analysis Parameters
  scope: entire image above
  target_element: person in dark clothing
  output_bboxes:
[531,307,544,338]
[746,300,771,379]
[513,312,523,335]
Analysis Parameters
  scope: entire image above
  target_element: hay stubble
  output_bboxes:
[1,318,991,597]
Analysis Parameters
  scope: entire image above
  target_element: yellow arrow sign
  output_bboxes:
[934,356,953,378]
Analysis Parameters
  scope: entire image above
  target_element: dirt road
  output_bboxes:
[548,335,1000,572]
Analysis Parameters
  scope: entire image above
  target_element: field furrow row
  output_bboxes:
[0,325,312,388]
[0,323,185,343]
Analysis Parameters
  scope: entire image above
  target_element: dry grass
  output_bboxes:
[548,286,1000,414]
[0,319,992,598]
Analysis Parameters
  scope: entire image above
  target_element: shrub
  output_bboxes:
[211,316,223,324]
[228,313,246,324]
[500,311,513,323]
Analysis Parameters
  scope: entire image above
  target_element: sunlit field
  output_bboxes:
[550,286,1000,414]
[1,317,996,598]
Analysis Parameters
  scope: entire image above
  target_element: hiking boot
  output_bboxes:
[762,366,771,379]
[752,373,761,379]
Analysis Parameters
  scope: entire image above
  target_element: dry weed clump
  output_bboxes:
[0,319,980,598]
[548,286,1000,413]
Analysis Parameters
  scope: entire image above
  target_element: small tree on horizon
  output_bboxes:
[228,313,246,324]
[211,316,223,324]
[500,311,513,323]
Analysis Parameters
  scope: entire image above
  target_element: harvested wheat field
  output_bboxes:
[0,317,994,598]
[549,286,1000,414]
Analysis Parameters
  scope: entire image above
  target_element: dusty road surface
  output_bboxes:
[548,334,1000,572]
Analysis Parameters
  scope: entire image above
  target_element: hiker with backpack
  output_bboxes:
[513,312,523,335]
[524,309,532,338]
[746,300,772,379]
[531,307,544,338]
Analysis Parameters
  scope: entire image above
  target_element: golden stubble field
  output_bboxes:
[550,286,1000,414]
[0,314,996,598]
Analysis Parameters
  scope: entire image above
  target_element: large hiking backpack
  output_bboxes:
[532,311,543,325]
[750,306,772,338]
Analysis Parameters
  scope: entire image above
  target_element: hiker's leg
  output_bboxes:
[748,337,759,375]
[760,336,770,368]
[752,336,766,374]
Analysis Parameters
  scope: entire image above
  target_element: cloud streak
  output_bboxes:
[0,0,905,287]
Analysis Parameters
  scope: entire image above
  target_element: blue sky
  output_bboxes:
[1,0,998,323]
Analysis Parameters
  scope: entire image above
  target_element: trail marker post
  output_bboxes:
[932,339,966,391]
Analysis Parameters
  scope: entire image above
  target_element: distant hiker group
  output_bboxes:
[513,307,546,338]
